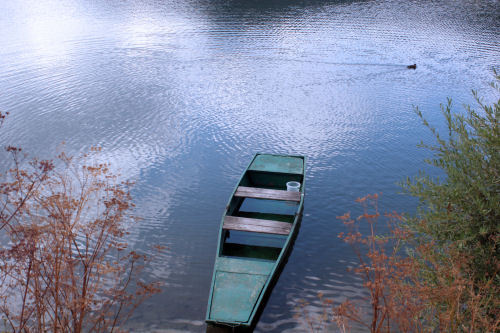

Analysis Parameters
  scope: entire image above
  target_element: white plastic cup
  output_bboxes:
[286,181,300,192]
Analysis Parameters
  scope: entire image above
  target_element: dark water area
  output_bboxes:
[0,0,498,331]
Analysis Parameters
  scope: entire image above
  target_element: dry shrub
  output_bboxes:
[297,194,499,332]
[0,145,161,332]
[331,194,499,332]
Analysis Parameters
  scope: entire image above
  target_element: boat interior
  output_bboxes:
[221,168,304,261]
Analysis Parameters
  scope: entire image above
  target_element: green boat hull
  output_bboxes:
[206,154,306,330]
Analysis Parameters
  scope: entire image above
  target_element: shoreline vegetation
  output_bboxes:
[0,115,162,332]
[298,74,499,332]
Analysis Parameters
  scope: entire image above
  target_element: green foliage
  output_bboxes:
[404,73,499,283]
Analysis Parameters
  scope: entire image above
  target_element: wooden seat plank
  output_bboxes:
[223,216,291,235]
[235,186,300,202]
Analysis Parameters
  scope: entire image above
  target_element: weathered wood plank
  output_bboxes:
[235,186,300,202]
[223,216,292,235]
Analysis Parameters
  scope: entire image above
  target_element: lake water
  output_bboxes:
[0,0,498,331]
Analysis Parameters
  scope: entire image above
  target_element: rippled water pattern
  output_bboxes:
[0,0,498,331]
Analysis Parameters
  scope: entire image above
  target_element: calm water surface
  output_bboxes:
[0,0,498,331]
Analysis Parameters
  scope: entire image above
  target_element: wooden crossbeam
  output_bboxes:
[234,186,300,202]
[223,216,292,235]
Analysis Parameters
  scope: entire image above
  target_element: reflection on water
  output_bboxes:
[0,0,498,331]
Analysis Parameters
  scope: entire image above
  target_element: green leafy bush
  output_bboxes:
[404,73,499,284]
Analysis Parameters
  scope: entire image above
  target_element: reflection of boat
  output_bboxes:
[206,153,306,331]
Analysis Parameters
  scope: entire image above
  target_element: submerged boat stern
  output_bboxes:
[207,257,274,326]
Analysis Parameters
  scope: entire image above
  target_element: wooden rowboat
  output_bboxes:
[206,153,306,330]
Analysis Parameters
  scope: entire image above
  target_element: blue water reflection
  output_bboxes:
[0,0,498,331]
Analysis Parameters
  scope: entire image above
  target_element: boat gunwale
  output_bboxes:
[205,153,306,327]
